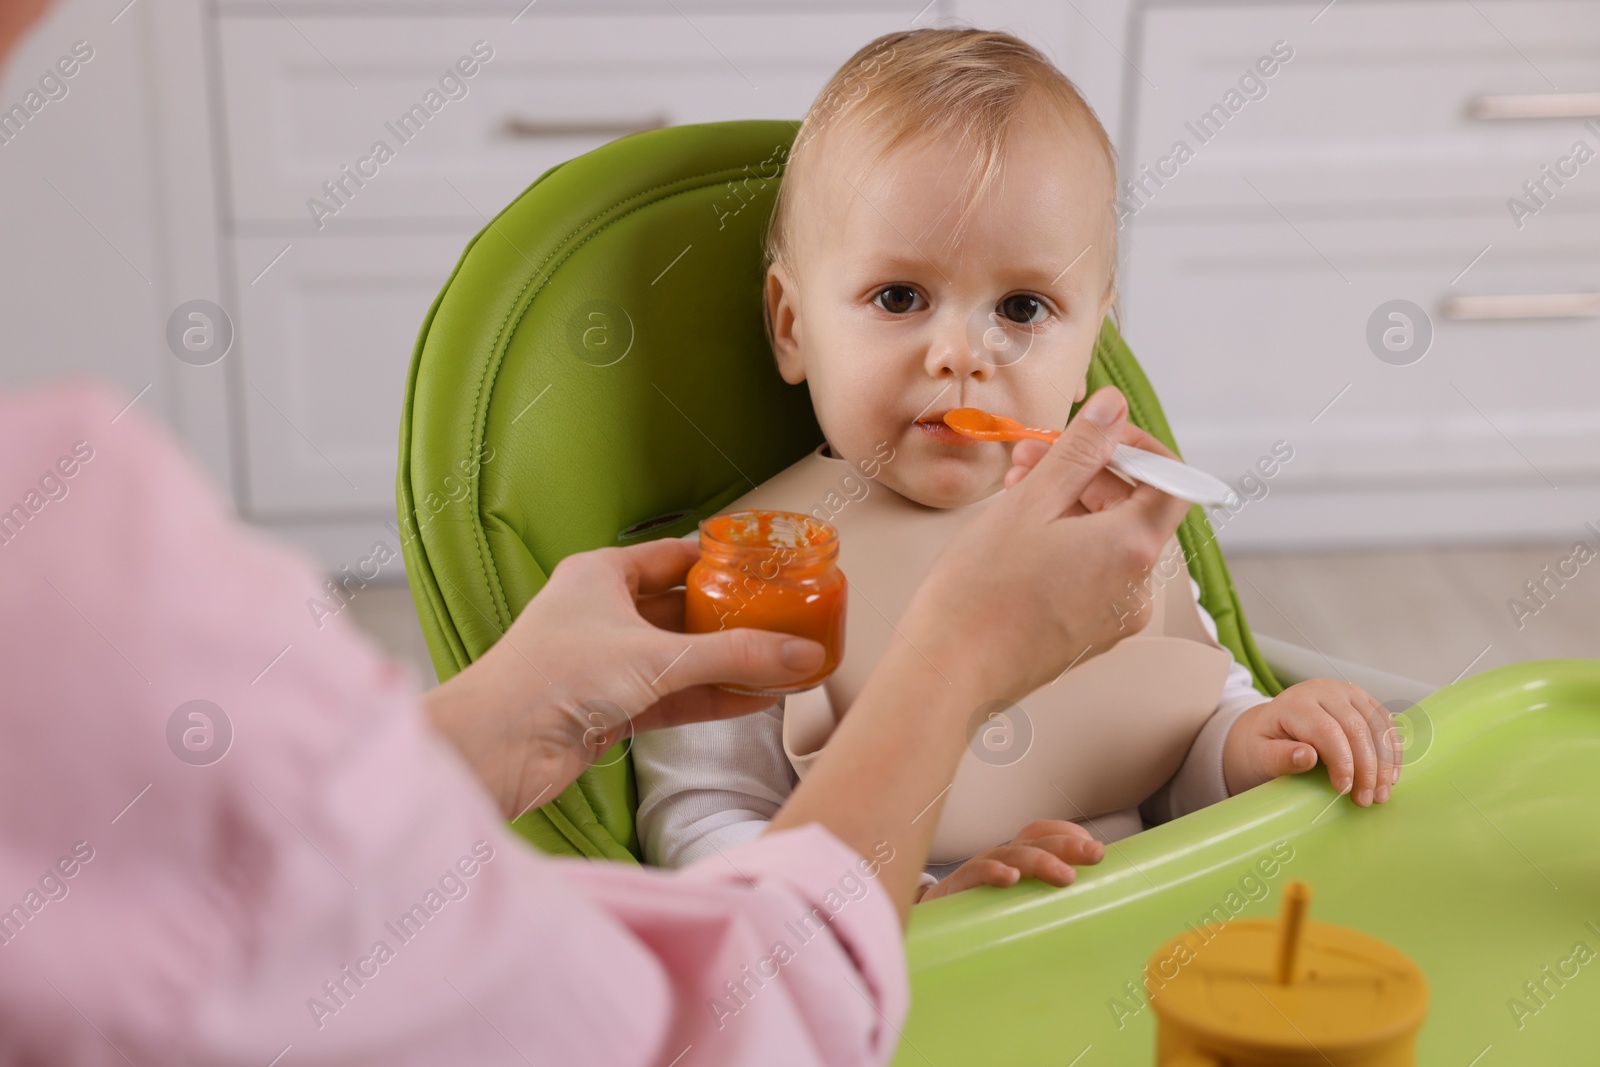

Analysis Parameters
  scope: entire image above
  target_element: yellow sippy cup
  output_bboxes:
[1147,881,1428,1066]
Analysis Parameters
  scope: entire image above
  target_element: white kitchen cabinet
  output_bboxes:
[7,0,1590,564]
[1121,214,1600,481]
[0,1,177,468]
[1123,0,1600,215]
[230,229,477,517]
[214,10,924,227]
[202,0,943,560]
[1119,0,1600,547]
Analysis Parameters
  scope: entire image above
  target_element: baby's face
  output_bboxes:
[767,109,1115,509]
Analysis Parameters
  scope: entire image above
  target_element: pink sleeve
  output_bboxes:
[0,380,907,1067]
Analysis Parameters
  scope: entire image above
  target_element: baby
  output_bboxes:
[633,27,1399,901]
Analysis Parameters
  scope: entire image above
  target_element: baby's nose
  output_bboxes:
[925,309,994,380]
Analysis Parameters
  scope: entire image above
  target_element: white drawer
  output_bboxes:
[231,229,478,517]
[1124,0,1600,219]
[1117,210,1600,489]
[216,10,923,226]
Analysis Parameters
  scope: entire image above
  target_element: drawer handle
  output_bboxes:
[1441,293,1600,320]
[499,114,670,139]
[1466,92,1600,120]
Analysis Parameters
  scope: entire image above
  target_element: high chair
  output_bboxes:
[397,119,1600,1065]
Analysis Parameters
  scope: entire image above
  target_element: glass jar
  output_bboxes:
[684,509,847,696]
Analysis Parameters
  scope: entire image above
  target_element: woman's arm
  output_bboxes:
[770,388,1198,920]
[423,387,1193,921]
[0,381,904,1067]
[420,540,830,819]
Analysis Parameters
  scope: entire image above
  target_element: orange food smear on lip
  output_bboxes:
[684,510,846,695]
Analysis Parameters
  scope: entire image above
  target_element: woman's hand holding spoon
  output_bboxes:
[944,405,1236,508]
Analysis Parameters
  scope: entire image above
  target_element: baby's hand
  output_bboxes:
[916,820,1104,903]
[1223,679,1400,805]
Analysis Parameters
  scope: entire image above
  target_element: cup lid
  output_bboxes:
[1148,918,1428,1054]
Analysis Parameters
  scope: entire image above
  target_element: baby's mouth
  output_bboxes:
[914,411,979,447]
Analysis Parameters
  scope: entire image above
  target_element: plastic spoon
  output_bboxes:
[942,407,1237,507]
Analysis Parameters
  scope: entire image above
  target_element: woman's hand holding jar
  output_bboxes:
[684,510,848,696]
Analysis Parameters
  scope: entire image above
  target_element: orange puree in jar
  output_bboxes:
[684,509,847,696]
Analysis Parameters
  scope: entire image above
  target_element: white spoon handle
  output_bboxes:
[1108,444,1236,507]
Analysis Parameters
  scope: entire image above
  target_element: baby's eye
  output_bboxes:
[997,294,1049,326]
[873,285,923,315]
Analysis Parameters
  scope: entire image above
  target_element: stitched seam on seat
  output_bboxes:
[466,158,786,631]
[1098,328,1228,666]
[449,154,780,857]
[1095,325,1269,691]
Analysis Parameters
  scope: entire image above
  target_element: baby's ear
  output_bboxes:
[1098,282,1118,330]
[765,263,806,384]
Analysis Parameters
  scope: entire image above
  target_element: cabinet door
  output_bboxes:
[1119,211,1600,490]
[1120,0,1600,545]
[215,8,925,227]
[1125,0,1600,219]
[0,10,172,441]
[217,4,935,523]
[231,230,477,517]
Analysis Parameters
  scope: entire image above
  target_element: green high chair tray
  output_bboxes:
[898,658,1600,1065]
[397,120,1600,1063]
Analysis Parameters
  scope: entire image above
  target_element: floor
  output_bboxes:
[1227,543,1598,688]
[347,583,441,686]
[346,543,1599,692]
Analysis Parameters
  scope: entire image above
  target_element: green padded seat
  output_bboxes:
[395,119,1282,863]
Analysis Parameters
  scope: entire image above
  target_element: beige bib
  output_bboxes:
[717,443,1234,864]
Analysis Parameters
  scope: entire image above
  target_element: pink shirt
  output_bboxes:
[0,380,907,1066]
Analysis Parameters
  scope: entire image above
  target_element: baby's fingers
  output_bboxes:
[982,844,1081,887]
[1285,707,1356,798]
[1011,819,1096,846]
[1362,694,1400,801]
[1010,821,1104,868]
[1256,738,1319,780]
[1323,696,1382,805]
[920,860,1021,902]
[1019,833,1105,868]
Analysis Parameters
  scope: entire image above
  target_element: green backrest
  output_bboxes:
[396,119,1282,863]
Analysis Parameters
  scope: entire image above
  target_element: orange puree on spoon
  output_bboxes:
[942,406,1239,508]
[942,407,1061,443]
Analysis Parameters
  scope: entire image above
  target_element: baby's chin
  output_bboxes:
[883,455,1006,510]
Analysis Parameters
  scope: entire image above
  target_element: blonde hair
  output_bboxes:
[763,27,1120,338]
